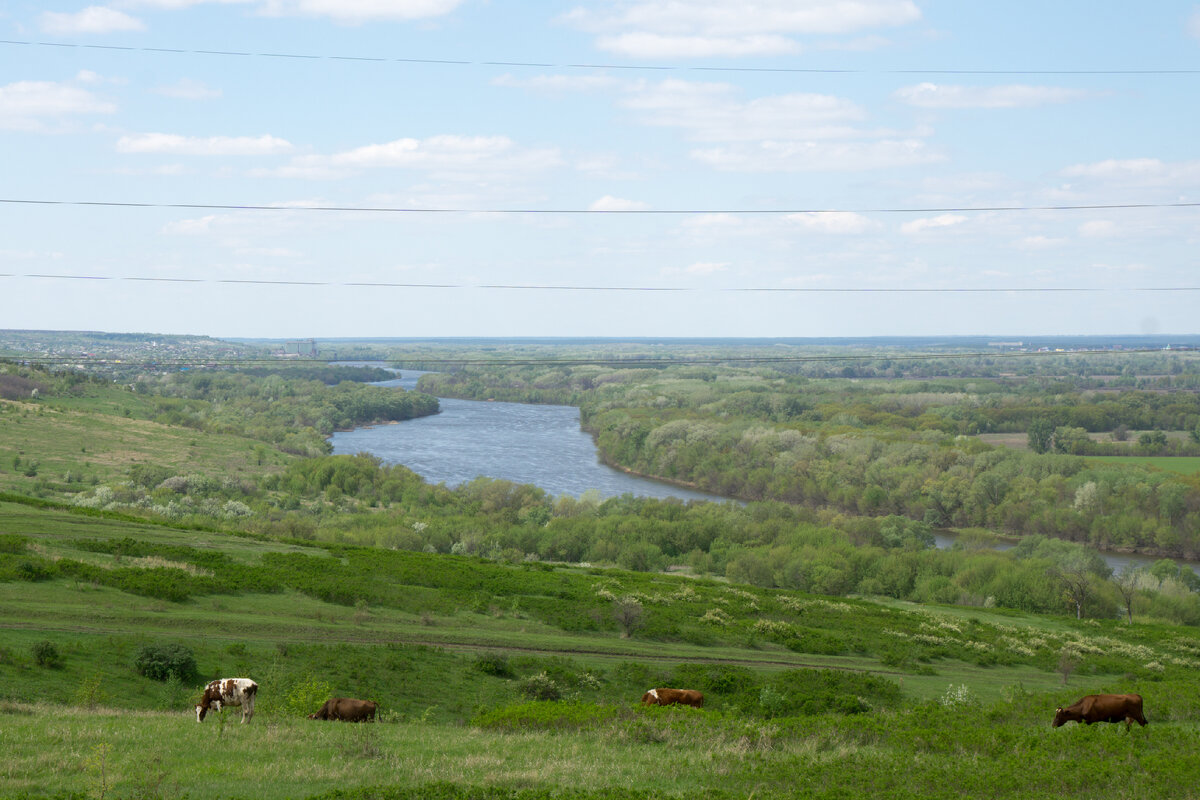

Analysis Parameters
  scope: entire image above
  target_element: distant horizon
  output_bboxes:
[8,329,1200,347]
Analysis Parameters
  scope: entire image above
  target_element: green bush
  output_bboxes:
[16,560,53,581]
[0,533,28,554]
[284,674,338,718]
[518,672,562,701]
[473,653,514,678]
[134,643,198,682]
[32,640,61,668]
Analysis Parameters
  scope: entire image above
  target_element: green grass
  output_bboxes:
[1,697,1194,800]
[1086,455,1200,475]
[0,396,292,494]
[5,498,1200,798]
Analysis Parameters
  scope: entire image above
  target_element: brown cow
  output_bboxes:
[1053,693,1147,731]
[195,678,257,723]
[641,688,704,708]
[308,697,378,722]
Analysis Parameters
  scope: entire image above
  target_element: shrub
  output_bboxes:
[284,674,338,718]
[16,560,53,581]
[0,534,28,554]
[32,640,61,668]
[518,671,562,701]
[134,643,198,682]
[473,653,514,678]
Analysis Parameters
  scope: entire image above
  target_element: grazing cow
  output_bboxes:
[195,678,258,723]
[308,698,379,722]
[641,688,704,708]
[1053,693,1147,731]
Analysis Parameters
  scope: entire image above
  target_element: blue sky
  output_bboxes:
[2,1,1199,339]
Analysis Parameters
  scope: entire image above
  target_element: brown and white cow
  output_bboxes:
[308,698,378,722]
[641,688,704,708]
[1053,693,1147,731]
[195,678,258,723]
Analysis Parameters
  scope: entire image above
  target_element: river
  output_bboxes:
[331,366,1198,575]
[329,369,727,504]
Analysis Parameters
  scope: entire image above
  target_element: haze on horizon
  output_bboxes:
[3,1,1199,340]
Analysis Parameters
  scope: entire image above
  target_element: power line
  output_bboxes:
[3,198,1199,216]
[4,38,1199,76]
[4,272,1200,293]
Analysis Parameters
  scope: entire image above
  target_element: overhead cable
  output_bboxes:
[3,198,1199,216]
[4,38,1199,76]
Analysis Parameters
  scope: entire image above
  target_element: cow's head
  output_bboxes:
[1052,707,1067,727]
[196,699,220,722]
[641,689,658,704]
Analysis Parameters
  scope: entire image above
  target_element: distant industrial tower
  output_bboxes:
[283,338,317,357]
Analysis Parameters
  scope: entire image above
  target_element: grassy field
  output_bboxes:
[1,696,1193,800]
[3,499,1200,798]
[0,396,292,494]
[1085,455,1200,475]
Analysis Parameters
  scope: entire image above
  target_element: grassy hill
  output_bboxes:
[3,499,1200,799]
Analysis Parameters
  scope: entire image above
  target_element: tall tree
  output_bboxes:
[1112,564,1142,624]
[1027,417,1055,454]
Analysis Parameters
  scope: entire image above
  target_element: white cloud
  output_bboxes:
[589,195,651,211]
[1016,235,1067,249]
[234,246,302,257]
[493,74,621,93]
[787,211,879,234]
[894,82,1092,109]
[256,0,464,23]
[116,132,294,155]
[1062,158,1167,179]
[1078,220,1117,238]
[0,80,116,131]
[564,0,921,57]
[152,79,222,100]
[125,0,460,19]
[693,139,941,172]
[270,135,563,179]
[900,214,967,235]
[662,261,730,276]
[1059,158,1200,190]
[623,79,867,142]
[112,163,194,176]
[40,6,146,34]
[596,33,799,58]
[123,0,251,7]
[1190,9,1200,40]
[162,214,221,235]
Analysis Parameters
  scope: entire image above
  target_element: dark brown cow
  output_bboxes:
[1053,693,1147,731]
[641,688,704,708]
[308,698,378,722]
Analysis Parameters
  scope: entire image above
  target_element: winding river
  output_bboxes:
[331,367,1199,575]
[329,370,727,504]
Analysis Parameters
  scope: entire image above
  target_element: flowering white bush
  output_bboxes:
[701,608,732,626]
[939,684,976,707]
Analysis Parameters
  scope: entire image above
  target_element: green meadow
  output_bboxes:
[2,499,1199,800]
[1086,455,1200,475]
